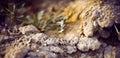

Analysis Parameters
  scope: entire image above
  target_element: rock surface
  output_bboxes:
[1,0,120,58]
[77,37,101,51]
[19,25,40,34]
[3,24,118,58]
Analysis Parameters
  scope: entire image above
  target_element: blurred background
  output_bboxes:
[0,0,73,24]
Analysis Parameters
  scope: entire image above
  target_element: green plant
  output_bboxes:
[0,1,67,33]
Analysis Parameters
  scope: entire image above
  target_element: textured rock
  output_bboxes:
[66,46,76,54]
[116,47,120,58]
[64,36,79,45]
[80,0,120,28]
[3,25,120,58]
[19,25,40,34]
[49,46,64,53]
[5,47,29,58]
[59,38,68,45]
[2,0,120,58]
[99,29,111,38]
[27,50,57,58]
[0,35,9,42]
[83,21,95,37]
[79,54,92,58]
[77,37,101,51]
[62,0,120,40]
[104,45,116,58]
[68,37,79,45]
[28,33,48,44]
[45,37,59,45]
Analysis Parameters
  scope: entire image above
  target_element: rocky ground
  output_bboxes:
[0,0,120,58]
[0,25,120,58]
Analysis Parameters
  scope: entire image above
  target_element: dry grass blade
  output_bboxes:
[114,24,120,40]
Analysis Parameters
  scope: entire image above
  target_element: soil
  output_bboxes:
[0,0,120,58]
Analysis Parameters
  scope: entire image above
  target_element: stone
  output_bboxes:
[59,38,67,45]
[83,21,95,37]
[45,37,59,45]
[39,51,57,58]
[27,50,57,58]
[80,1,119,28]
[68,37,79,45]
[66,46,76,54]
[28,33,47,43]
[80,54,91,58]
[49,46,64,53]
[116,47,120,58]
[77,37,101,52]
[19,25,39,34]
[5,47,29,58]
[104,45,116,58]
[40,46,50,51]
[99,29,110,38]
